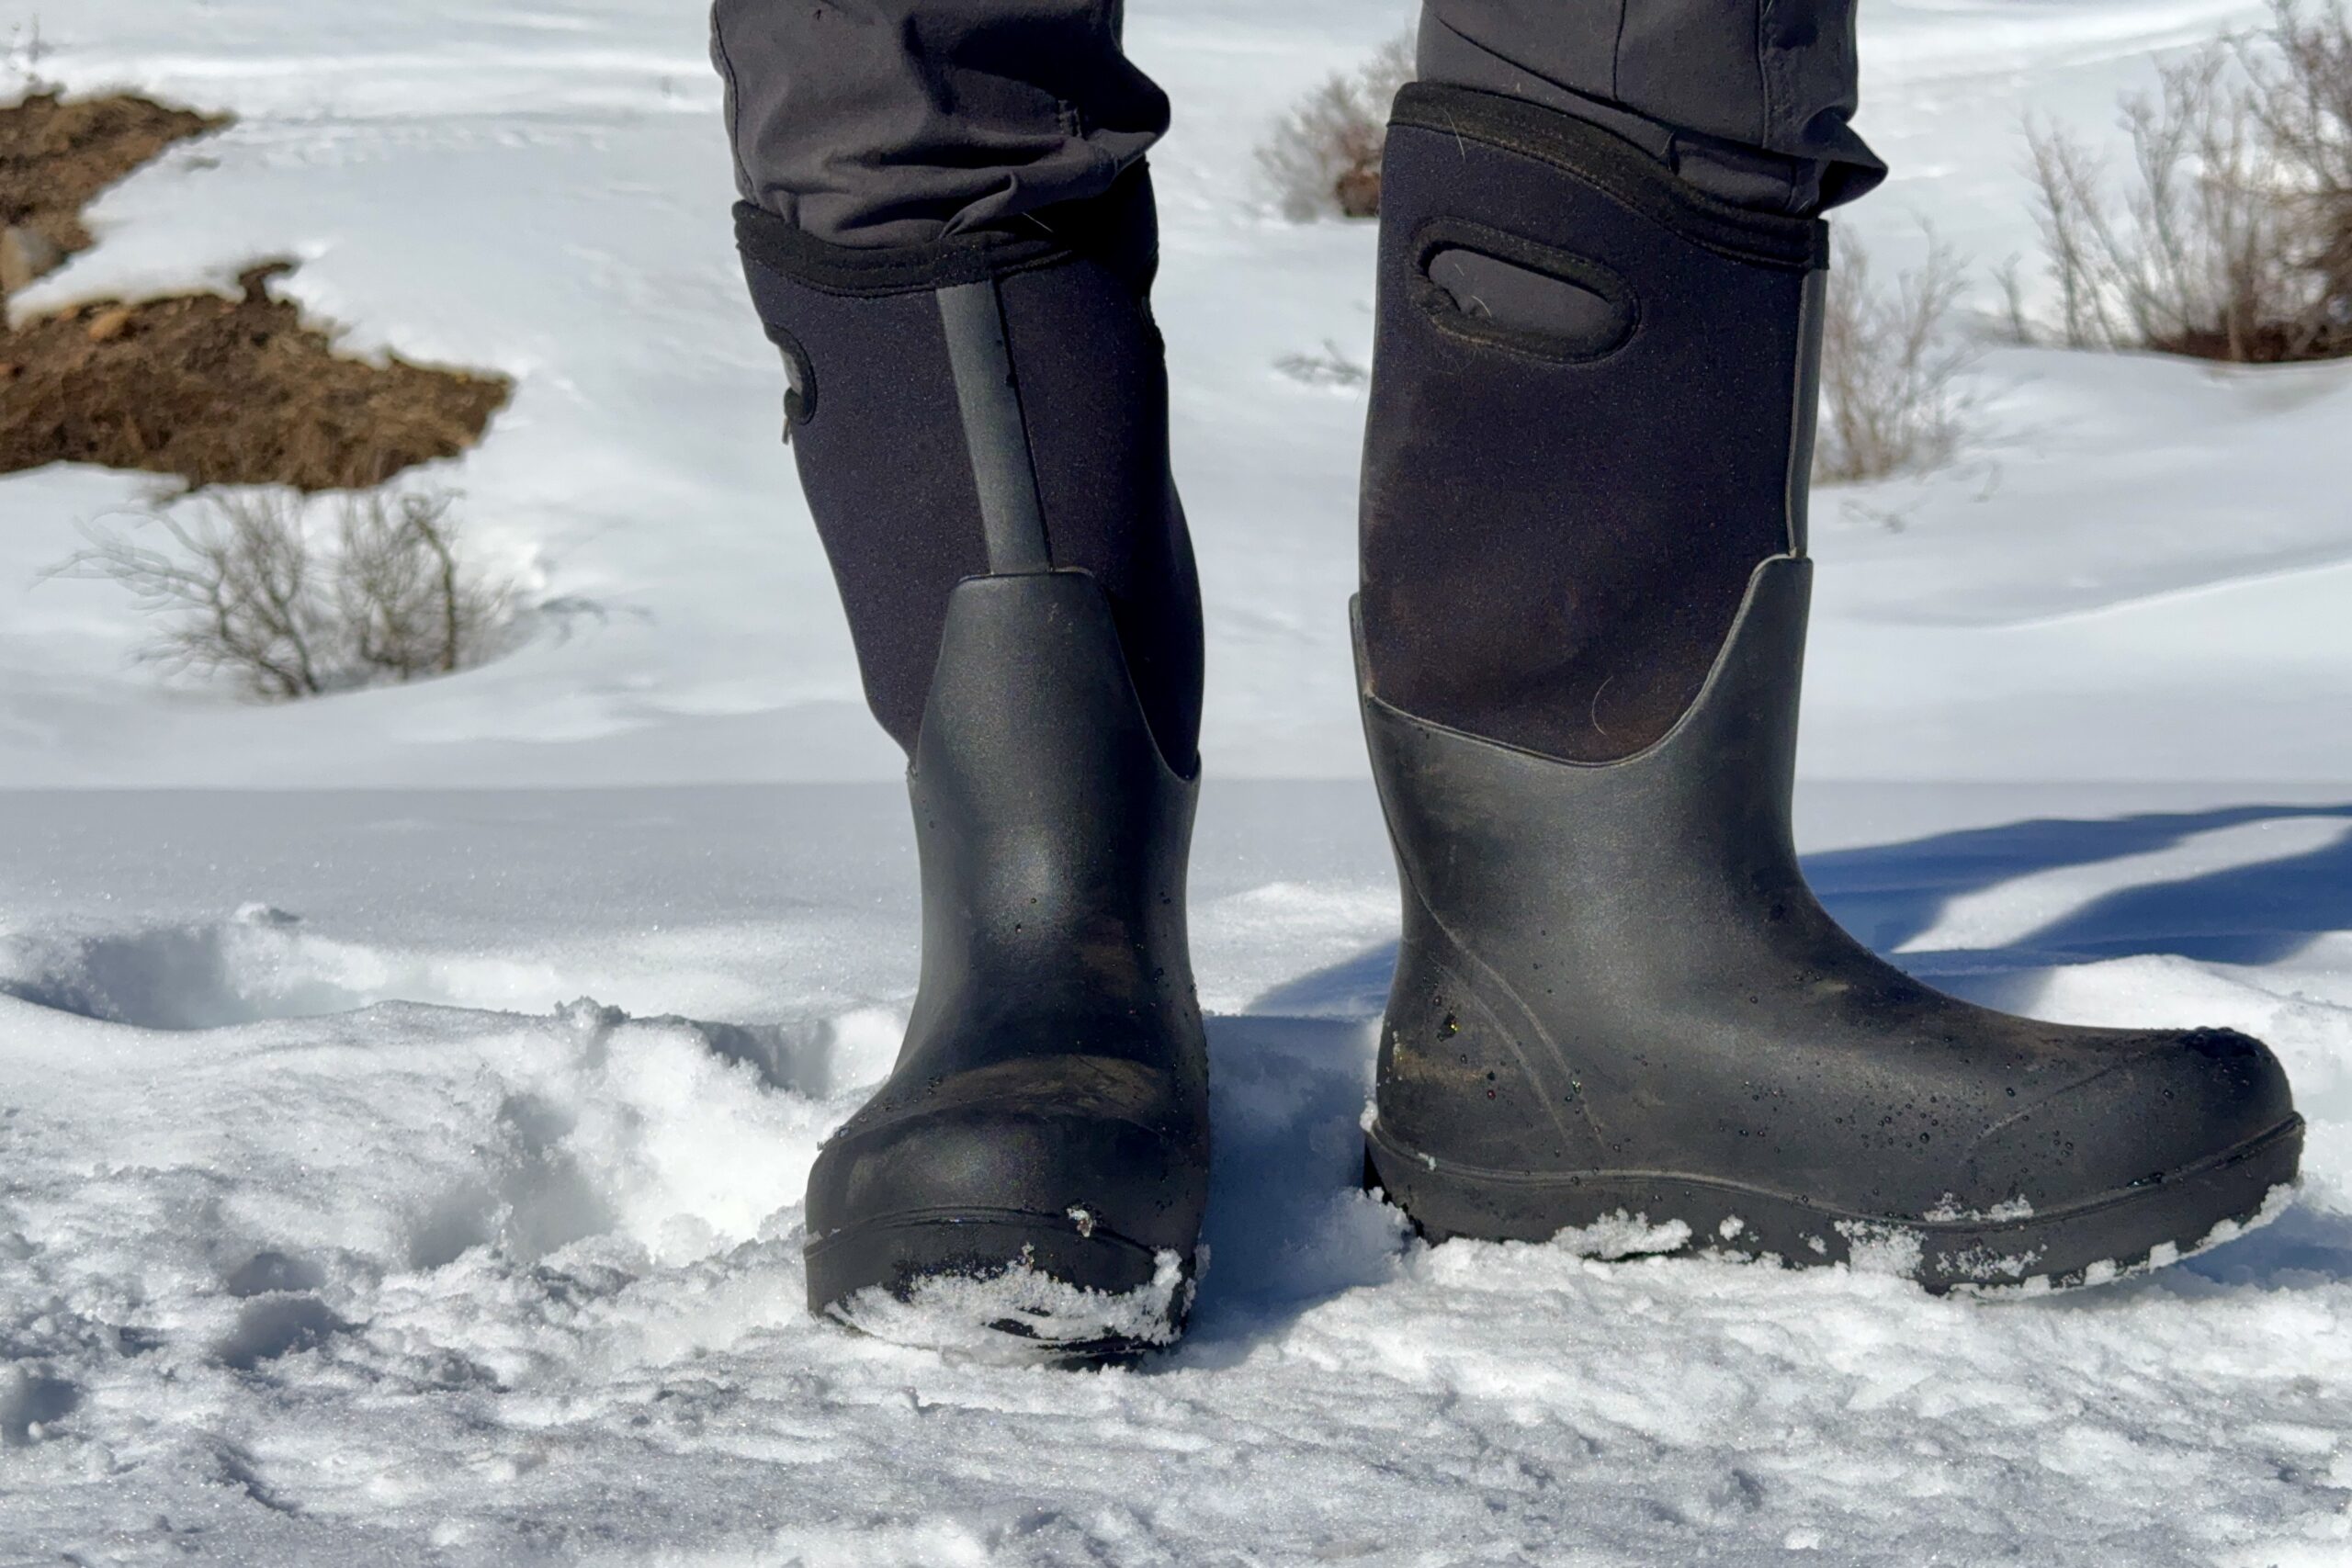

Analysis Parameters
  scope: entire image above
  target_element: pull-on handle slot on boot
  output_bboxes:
[1414,220,1638,362]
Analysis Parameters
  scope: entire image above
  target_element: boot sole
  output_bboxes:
[805,1209,1196,1361]
[1365,1114,2303,1294]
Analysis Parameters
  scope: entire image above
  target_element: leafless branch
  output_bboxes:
[1815,228,1979,484]
[1258,35,1416,221]
[2023,1,2352,361]
[52,488,523,700]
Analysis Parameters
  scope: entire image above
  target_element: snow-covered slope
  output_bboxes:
[5,0,2352,1562]
[3,0,2347,784]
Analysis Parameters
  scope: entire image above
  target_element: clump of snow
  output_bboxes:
[1924,1194,2037,1223]
[1933,1244,2046,1283]
[1834,1220,1928,1279]
[0,1363,80,1448]
[829,1249,1193,1362]
[1551,1213,1695,1260]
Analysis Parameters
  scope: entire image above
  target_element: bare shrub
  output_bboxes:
[1815,230,1977,484]
[55,489,522,700]
[2245,0,2352,346]
[2024,0,2352,361]
[1990,254,2041,344]
[333,492,519,682]
[1258,34,1415,220]
[4,20,51,92]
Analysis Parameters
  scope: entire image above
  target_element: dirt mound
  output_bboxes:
[0,92,511,489]
[3,264,512,490]
[0,91,226,284]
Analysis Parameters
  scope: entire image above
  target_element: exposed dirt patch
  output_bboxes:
[2,264,514,489]
[0,92,512,489]
[1,91,227,288]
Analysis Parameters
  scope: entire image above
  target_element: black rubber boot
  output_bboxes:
[803,569,1208,1357]
[736,183,1208,1357]
[1356,85,2301,1292]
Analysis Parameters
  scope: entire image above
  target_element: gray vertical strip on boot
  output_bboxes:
[1785,264,1828,558]
[937,279,1053,574]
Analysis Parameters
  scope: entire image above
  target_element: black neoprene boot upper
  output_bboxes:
[1357,85,2301,1290]
[738,180,1209,1353]
[736,169,1202,767]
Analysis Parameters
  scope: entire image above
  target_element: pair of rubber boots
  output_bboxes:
[742,88,2302,1359]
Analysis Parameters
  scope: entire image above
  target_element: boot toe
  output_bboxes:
[807,1062,1204,1252]
[800,1057,1206,1352]
[1961,1025,2297,1212]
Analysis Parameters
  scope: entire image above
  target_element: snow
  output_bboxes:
[5,783,2351,1562]
[828,1249,1195,1362]
[1544,1213,1699,1260]
[3,0,2352,1560]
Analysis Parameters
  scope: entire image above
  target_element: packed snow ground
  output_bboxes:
[6,783,2352,1564]
[5,0,2352,1562]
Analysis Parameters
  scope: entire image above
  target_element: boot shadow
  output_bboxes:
[1165,1007,1406,1365]
[1810,802,2352,966]
[1996,810,2352,968]
[2171,1201,2352,1292]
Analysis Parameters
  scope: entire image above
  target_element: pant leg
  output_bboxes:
[712,0,1170,247]
[1417,0,1883,215]
[712,1,1201,765]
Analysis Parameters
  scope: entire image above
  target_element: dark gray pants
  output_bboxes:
[709,0,1883,246]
